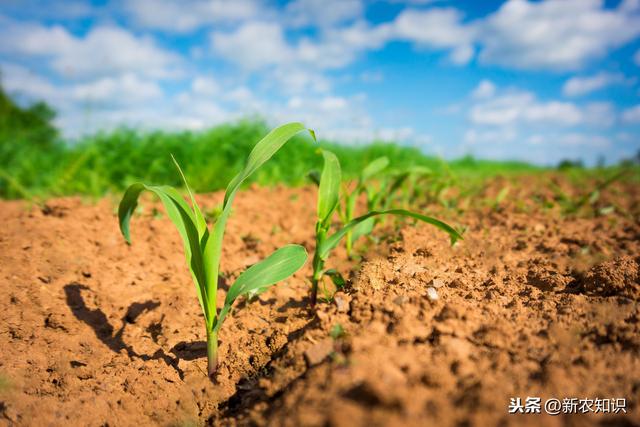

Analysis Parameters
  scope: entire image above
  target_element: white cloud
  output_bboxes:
[191,76,219,96]
[528,133,612,148]
[583,102,616,127]
[558,133,611,147]
[392,8,475,64]
[562,72,628,96]
[71,73,162,106]
[477,0,640,70]
[468,84,619,131]
[471,79,496,99]
[126,0,263,32]
[470,90,583,127]
[622,104,640,123]
[210,22,292,70]
[0,62,63,103]
[464,127,517,144]
[0,20,181,79]
[285,0,363,28]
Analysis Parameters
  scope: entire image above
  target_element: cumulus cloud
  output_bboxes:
[125,0,263,32]
[562,72,628,97]
[622,104,640,123]
[477,0,640,70]
[210,22,292,70]
[0,62,62,103]
[528,133,612,148]
[70,73,163,106]
[392,8,475,64]
[464,127,517,145]
[469,90,584,127]
[285,0,363,28]
[471,79,496,99]
[0,19,181,79]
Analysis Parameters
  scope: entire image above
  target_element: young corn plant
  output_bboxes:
[310,150,463,305]
[338,156,389,258]
[118,123,314,379]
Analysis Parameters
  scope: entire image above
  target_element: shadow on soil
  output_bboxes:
[63,282,185,378]
[217,315,320,421]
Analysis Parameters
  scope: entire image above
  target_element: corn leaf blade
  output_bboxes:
[171,155,207,238]
[319,209,463,260]
[118,183,209,320]
[214,244,308,331]
[203,123,315,320]
[361,156,389,182]
[317,150,341,223]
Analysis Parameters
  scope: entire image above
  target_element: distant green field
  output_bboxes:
[1,119,543,200]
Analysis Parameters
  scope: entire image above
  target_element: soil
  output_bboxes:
[0,177,639,427]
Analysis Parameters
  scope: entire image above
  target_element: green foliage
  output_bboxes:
[338,156,389,257]
[118,123,312,378]
[1,108,540,200]
[309,149,463,305]
[549,169,628,216]
[330,324,346,340]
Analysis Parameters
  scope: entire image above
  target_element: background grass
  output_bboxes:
[1,118,544,200]
[3,85,638,201]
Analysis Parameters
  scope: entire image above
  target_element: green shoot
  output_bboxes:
[492,186,510,211]
[338,156,389,258]
[330,324,346,340]
[549,169,627,216]
[310,150,463,306]
[118,123,314,379]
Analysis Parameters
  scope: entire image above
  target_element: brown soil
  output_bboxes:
[0,178,639,427]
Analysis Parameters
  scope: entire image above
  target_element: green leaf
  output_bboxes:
[171,154,207,237]
[349,217,374,246]
[495,186,510,205]
[330,323,345,339]
[324,268,346,289]
[317,150,341,224]
[214,244,308,331]
[224,123,315,207]
[319,209,463,260]
[118,183,209,320]
[361,157,389,182]
[203,123,315,322]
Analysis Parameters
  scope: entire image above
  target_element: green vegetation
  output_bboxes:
[118,123,312,379]
[338,156,389,258]
[309,149,463,305]
[0,90,541,200]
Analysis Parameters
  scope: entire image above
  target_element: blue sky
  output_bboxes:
[1,0,640,165]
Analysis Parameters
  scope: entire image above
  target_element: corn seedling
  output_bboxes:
[338,156,389,258]
[118,123,314,379]
[310,150,463,305]
[492,186,510,211]
[549,169,627,216]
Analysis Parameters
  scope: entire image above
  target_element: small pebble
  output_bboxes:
[432,278,445,288]
[426,287,439,301]
[334,295,351,313]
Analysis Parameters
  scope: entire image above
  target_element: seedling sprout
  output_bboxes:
[118,123,314,379]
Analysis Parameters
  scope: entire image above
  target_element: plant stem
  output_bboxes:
[310,224,326,307]
[310,254,323,307]
[206,329,218,379]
